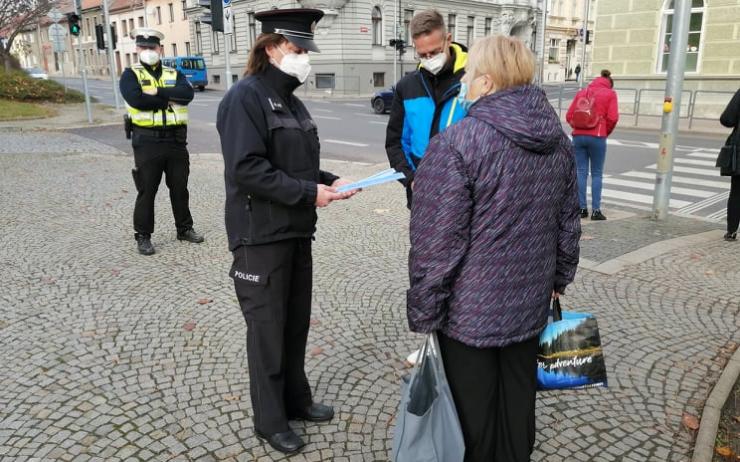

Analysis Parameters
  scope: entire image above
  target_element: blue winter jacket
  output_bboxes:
[385,43,468,187]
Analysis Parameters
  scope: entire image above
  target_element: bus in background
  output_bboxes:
[161,56,208,91]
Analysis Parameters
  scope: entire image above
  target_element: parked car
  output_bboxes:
[24,67,49,80]
[371,87,394,114]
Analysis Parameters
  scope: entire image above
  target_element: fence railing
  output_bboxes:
[552,85,735,129]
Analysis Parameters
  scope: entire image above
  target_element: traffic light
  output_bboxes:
[389,39,405,51]
[95,24,105,50]
[199,0,223,33]
[586,30,592,44]
[66,13,81,36]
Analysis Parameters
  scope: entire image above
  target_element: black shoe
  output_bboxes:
[591,210,607,221]
[135,235,155,255]
[579,208,589,219]
[255,429,305,454]
[177,228,204,243]
[288,403,335,422]
[724,232,737,241]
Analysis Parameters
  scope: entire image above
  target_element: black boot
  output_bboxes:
[579,208,589,218]
[135,234,155,255]
[288,402,335,422]
[724,231,737,241]
[177,228,204,243]
[255,429,305,454]
[591,210,607,221]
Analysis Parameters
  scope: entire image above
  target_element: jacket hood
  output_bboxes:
[588,76,613,90]
[468,84,563,154]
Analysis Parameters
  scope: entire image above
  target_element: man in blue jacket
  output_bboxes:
[385,9,468,208]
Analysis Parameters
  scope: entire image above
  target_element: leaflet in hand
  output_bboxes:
[336,168,405,193]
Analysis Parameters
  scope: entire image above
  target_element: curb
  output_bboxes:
[692,345,740,462]
[579,229,725,275]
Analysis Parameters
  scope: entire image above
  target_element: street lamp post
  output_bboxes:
[579,0,590,89]
[537,0,548,85]
[652,0,692,220]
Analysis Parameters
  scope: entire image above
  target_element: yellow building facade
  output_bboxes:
[592,0,740,91]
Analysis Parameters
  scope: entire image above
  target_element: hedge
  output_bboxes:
[0,70,85,103]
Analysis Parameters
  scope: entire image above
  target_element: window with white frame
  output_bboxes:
[659,0,704,73]
[484,17,492,36]
[548,38,560,63]
[372,6,382,46]
[181,0,187,20]
[195,22,202,54]
[212,30,220,54]
[230,14,237,51]
[448,14,456,42]
[155,6,162,25]
[466,16,475,46]
[404,9,413,44]
[248,12,256,47]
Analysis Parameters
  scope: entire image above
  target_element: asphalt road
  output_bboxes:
[57,77,731,221]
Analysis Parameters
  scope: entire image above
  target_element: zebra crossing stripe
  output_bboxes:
[676,191,730,214]
[602,177,715,198]
[645,165,721,177]
[621,171,730,189]
[674,158,717,167]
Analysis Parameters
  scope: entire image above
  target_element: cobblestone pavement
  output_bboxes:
[1,132,739,461]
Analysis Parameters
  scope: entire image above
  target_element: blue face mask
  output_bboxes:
[456,82,478,112]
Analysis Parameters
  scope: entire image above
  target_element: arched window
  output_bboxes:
[659,0,705,73]
[372,6,383,46]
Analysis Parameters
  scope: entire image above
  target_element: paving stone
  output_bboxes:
[0,139,737,461]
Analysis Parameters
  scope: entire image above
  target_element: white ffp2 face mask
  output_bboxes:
[276,46,311,83]
[420,51,447,75]
[139,49,160,66]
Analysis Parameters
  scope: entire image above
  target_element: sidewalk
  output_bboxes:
[0,131,738,461]
[0,103,122,131]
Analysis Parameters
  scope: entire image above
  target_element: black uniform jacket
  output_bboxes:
[119,62,194,113]
[217,65,338,250]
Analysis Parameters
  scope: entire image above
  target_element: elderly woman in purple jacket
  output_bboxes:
[407,35,581,462]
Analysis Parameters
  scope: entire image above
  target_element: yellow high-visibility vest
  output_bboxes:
[126,64,189,128]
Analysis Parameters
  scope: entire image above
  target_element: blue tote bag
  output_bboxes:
[537,299,608,390]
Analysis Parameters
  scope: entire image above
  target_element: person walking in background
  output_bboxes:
[574,63,581,82]
[407,35,581,462]
[720,87,740,241]
[216,9,358,455]
[566,69,619,221]
[385,9,468,209]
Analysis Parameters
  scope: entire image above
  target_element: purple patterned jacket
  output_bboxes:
[407,84,581,348]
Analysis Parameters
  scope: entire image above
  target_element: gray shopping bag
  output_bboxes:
[391,332,465,462]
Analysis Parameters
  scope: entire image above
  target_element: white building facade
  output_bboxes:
[185,0,543,92]
[541,0,595,83]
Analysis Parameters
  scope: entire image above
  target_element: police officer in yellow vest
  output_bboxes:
[120,28,204,255]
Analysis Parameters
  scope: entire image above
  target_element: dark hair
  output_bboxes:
[245,33,287,76]
[601,69,614,88]
[409,9,446,39]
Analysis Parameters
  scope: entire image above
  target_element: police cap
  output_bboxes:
[255,8,324,53]
[130,27,165,47]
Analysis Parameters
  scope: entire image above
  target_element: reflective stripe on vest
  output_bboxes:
[127,65,189,128]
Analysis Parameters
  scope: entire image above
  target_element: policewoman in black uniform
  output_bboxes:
[216,9,357,455]
[119,28,204,256]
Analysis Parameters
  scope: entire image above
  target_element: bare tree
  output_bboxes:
[0,0,55,71]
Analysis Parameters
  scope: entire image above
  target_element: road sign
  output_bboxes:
[49,23,67,41]
[223,3,233,34]
[48,8,63,23]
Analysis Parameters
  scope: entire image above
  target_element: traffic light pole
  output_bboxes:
[652,0,692,220]
[72,2,93,123]
[102,0,121,109]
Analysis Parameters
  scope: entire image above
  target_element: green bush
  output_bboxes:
[0,70,85,103]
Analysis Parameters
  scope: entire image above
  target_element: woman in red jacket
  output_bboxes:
[566,70,619,220]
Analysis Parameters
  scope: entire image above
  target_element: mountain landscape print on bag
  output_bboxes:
[537,312,608,390]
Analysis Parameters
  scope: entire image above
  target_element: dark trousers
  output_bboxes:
[231,239,314,435]
[438,333,539,462]
[727,175,740,233]
[132,130,193,236]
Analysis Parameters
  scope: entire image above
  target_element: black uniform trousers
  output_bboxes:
[438,333,539,462]
[727,175,740,233]
[131,127,193,237]
[231,238,314,435]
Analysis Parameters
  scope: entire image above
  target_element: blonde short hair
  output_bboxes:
[465,35,535,91]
